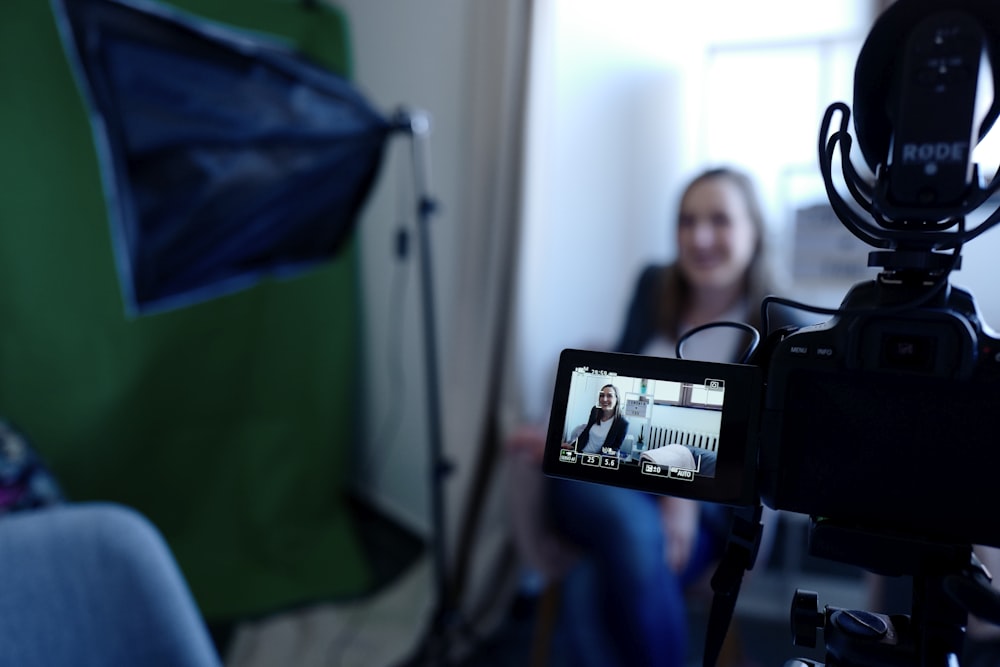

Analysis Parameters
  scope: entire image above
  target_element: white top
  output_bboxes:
[579,416,613,454]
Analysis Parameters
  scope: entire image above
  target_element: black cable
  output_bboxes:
[675,321,761,364]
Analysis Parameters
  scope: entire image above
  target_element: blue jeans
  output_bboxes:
[549,478,725,667]
[0,502,221,667]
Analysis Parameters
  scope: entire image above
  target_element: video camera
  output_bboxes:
[543,1,1000,665]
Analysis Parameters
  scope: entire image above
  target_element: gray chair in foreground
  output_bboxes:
[0,502,221,667]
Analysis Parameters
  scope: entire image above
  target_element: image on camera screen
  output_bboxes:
[556,364,724,480]
[543,349,761,505]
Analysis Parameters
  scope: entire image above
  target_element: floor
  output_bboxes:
[491,511,868,667]
[217,509,874,667]
[452,560,861,667]
[216,502,1000,667]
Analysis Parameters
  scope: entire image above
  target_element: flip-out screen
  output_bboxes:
[542,349,762,506]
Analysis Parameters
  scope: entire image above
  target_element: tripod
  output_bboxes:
[782,519,1000,667]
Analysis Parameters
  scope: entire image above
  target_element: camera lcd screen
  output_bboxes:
[542,348,762,506]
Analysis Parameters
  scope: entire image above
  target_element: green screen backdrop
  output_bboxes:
[0,0,373,620]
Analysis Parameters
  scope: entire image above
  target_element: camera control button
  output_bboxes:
[789,344,810,356]
[814,346,835,359]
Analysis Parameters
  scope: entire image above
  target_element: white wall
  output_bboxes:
[517,0,705,423]
[650,404,721,436]
[334,0,472,532]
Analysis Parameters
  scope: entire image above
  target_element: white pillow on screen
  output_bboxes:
[639,443,696,470]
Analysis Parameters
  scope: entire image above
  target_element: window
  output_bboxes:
[517,1,875,419]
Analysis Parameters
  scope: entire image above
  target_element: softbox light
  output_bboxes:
[51,0,393,315]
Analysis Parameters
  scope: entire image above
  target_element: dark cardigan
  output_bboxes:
[614,265,663,355]
[575,408,629,454]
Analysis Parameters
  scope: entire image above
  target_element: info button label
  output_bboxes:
[814,346,835,359]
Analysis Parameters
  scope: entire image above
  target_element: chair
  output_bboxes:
[0,502,221,667]
[505,426,776,667]
[504,431,577,667]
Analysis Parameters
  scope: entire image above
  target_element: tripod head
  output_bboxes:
[783,520,1000,667]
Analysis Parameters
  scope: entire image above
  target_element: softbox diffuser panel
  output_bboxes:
[52,0,392,314]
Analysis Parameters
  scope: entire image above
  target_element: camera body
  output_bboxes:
[759,276,1000,549]
[542,273,1000,550]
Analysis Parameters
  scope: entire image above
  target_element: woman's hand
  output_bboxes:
[504,424,548,463]
[659,496,699,573]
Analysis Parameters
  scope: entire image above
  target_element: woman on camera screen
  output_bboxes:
[563,384,630,456]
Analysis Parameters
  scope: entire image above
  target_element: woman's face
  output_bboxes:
[676,177,758,291]
[597,386,618,412]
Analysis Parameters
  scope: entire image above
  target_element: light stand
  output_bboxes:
[392,109,465,667]
[51,0,471,660]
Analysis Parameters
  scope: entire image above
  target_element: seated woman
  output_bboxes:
[517,167,787,667]
[562,384,629,456]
